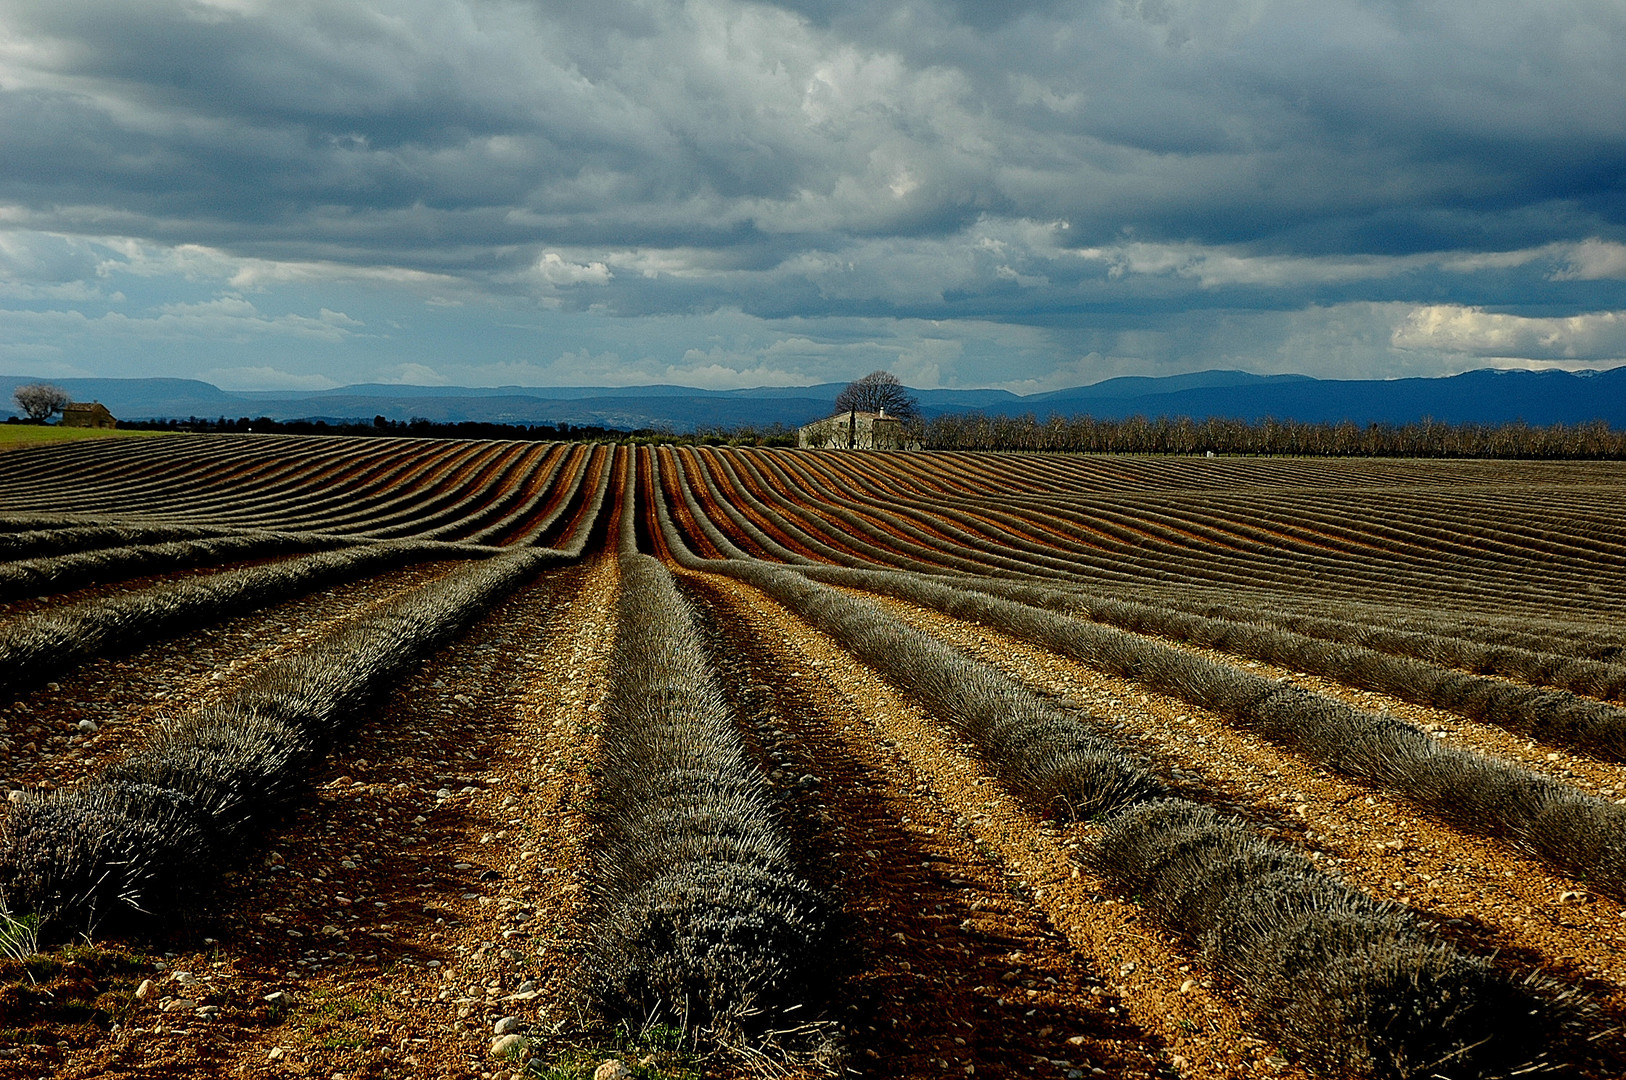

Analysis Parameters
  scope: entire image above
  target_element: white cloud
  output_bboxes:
[533,252,612,287]
[1392,305,1626,362]
[1550,239,1626,281]
[144,295,362,341]
[542,351,631,386]
[1077,241,1439,288]
[666,352,810,389]
[200,365,340,391]
[1066,237,1626,292]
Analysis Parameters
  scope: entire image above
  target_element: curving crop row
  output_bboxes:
[1010,482,1626,614]
[0,436,385,521]
[549,443,617,557]
[496,445,598,547]
[0,435,320,503]
[646,485,1566,1079]
[337,442,542,539]
[0,513,128,534]
[731,448,1626,618]
[331,441,576,542]
[660,454,1156,811]
[1,437,498,536]
[449,442,576,544]
[667,449,814,564]
[159,440,504,535]
[1121,585,1626,670]
[812,445,1580,497]
[659,448,1626,642]
[677,452,977,575]
[720,560,1162,817]
[729,450,1521,607]
[0,539,495,698]
[682,450,822,563]
[1205,482,1626,564]
[0,548,555,938]
[856,480,1615,617]
[0,522,247,561]
[1094,799,1566,1080]
[719,450,1626,661]
[790,563,1626,896]
[0,529,360,605]
[1127,584,1626,702]
[923,573,1626,758]
[588,553,828,1039]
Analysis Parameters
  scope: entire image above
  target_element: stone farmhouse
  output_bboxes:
[797,408,916,449]
[60,402,117,429]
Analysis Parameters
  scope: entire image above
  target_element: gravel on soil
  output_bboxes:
[0,560,468,793]
[683,568,1309,1080]
[853,585,1626,1078]
[0,556,617,1080]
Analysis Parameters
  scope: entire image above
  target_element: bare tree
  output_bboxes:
[12,383,71,423]
[833,370,920,421]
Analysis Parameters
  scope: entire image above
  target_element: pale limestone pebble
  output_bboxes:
[491,1033,527,1057]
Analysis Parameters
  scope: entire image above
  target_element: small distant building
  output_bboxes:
[798,408,916,450]
[60,402,117,429]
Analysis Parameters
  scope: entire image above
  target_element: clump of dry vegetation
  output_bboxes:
[0,549,551,938]
[590,554,830,1049]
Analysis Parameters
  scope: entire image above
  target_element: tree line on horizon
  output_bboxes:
[915,411,1626,458]
[65,410,1626,459]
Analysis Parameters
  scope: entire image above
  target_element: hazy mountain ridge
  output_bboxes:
[3,368,1621,431]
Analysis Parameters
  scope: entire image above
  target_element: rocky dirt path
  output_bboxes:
[0,560,467,794]
[681,568,1314,1080]
[848,586,1626,1078]
[1,556,619,1080]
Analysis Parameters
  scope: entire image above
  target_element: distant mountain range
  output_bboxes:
[4,367,1623,431]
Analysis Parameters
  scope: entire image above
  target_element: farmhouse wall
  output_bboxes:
[60,402,118,429]
[798,410,916,449]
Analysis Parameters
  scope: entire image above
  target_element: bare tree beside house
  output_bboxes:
[12,384,71,423]
[833,370,920,421]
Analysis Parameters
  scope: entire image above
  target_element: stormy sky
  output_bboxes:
[1,0,1622,392]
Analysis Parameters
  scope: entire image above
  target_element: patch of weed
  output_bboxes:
[527,1022,703,1080]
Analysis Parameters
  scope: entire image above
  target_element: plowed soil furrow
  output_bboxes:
[0,559,468,793]
[19,557,618,1080]
[849,586,1626,1077]
[682,568,1314,1080]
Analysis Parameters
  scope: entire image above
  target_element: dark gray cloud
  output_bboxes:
[0,0,1622,390]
